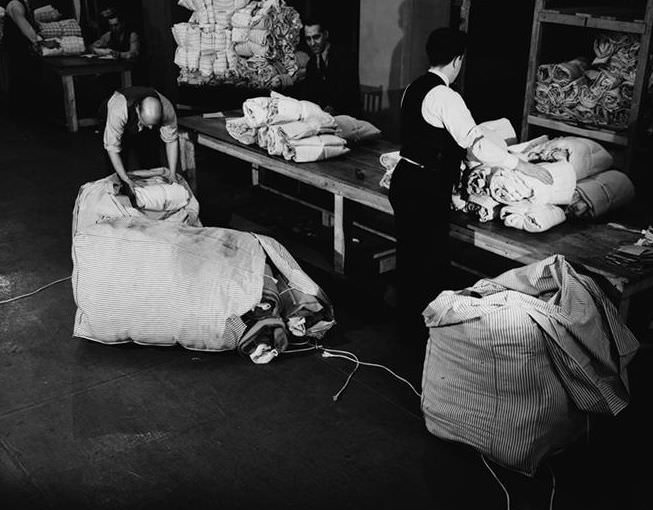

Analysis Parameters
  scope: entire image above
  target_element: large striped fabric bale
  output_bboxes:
[421,255,638,476]
[72,217,333,352]
[72,168,201,237]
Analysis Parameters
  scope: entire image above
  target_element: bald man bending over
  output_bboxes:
[102,87,179,194]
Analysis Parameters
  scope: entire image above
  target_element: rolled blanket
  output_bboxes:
[578,83,602,110]
[243,97,271,127]
[226,116,257,145]
[489,160,576,205]
[282,135,349,163]
[134,183,190,211]
[334,115,382,144]
[266,125,286,156]
[465,166,494,196]
[551,58,588,86]
[593,32,636,66]
[619,81,634,104]
[232,26,249,43]
[594,103,611,126]
[601,87,623,112]
[526,137,613,181]
[560,77,586,107]
[537,64,554,84]
[573,106,596,125]
[500,203,566,233]
[567,170,635,219]
[465,194,501,223]
[593,70,622,92]
[268,91,330,125]
[535,82,550,108]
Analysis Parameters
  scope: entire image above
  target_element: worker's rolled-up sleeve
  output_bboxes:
[103,93,128,153]
[158,94,178,144]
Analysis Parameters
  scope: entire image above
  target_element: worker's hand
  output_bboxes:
[40,39,61,50]
[516,160,553,185]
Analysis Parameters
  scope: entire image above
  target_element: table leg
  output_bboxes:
[251,163,260,186]
[121,70,132,88]
[334,193,345,274]
[61,75,78,133]
[179,130,197,193]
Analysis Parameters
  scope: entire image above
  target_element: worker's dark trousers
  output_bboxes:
[389,159,455,346]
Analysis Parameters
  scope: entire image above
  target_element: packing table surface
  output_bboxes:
[178,114,653,317]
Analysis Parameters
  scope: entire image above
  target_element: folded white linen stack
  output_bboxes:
[134,183,190,211]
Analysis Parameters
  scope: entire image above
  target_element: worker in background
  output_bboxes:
[2,0,59,110]
[299,17,360,116]
[389,27,553,349]
[101,87,178,196]
[90,8,139,60]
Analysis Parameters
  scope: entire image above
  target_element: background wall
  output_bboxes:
[359,0,451,140]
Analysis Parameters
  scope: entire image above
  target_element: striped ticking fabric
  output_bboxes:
[421,255,638,476]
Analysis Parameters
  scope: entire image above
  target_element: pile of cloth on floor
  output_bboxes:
[72,216,335,363]
[72,167,201,236]
[225,91,380,162]
[422,254,638,476]
[173,0,306,90]
[534,31,639,129]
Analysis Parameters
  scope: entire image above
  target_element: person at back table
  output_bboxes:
[102,87,179,196]
[90,8,140,59]
[300,17,360,116]
[389,27,553,348]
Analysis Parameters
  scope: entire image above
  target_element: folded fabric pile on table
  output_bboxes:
[33,4,61,23]
[534,31,639,130]
[40,35,85,56]
[38,18,82,38]
[226,91,381,162]
[173,0,305,89]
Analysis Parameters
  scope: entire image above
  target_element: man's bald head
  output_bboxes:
[138,96,163,129]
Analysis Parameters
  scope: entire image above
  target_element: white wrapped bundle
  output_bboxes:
[134,184,190,211]
[248,28,268,46]
[232,26,249,43]
[172,23,190,46]
[199,54,214,76]
[489,161,576,206]
[174,47,188,69]
[243,97,272,127]
[214,29,228,51]
[226,117,257,145]
[214,10,234,28]
[187,50,200,71]
[500,203,567,233]
[60,35,85,55]
[213,51,228,75]
[282,135,350,163]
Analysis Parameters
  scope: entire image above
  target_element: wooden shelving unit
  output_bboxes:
[521,0,653,172]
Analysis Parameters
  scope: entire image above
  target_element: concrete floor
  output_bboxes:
[1,112,652,510]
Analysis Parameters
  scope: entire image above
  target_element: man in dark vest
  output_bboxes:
[90,8,140,60]
[389,27,552,347]
[102,87,179,195]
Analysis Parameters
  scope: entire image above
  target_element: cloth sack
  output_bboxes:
[422,255,638,475]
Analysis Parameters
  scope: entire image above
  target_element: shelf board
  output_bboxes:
[539,8,646,34]
[527,115,628,145]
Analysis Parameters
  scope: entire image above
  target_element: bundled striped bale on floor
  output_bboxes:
[421,255,638,475]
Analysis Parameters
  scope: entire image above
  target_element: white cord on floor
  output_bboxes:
[548,464,556,510]
[320,347,422,400]
[481,454,511,510]
[0,276,71,305]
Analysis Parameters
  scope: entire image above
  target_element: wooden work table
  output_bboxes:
[178,115,653,321]
[40,56,133,133]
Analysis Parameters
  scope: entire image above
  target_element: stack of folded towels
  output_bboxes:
[225,91,380,162]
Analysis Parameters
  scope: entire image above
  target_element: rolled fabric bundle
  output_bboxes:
[537,64,554,84]
[619,81,634,104]
[214,29,227,51]
[226,117,257,145]
[283,136,350,163]
[199,54,213,77]
[232,26,249,43]
[601,87,623,112]
[612,107,630,130]
[248,28,268,46]
[171,23,190,46]
[546,83,564,111]
[561,77,586,106]
[213,51,228,75]
[593,32,636,65]
[279,119,338,140]
[551,58,587,85]
[578,83,602,109]
[266,125,286,156]
[465,194,502,223]
[500,203,566,233]
[334,115,381,144]
[214,10,234,28]
[489,160,576,206]
[526,137,613,181]
[594,103,611,126]
[465,166,494,196]
[174,47,188,69]
[593,69,622,92]
[584,69,601,81]
[134,183,190,211]
[535,82,550,105]
[568,170,635,219]
[243,96,271,127]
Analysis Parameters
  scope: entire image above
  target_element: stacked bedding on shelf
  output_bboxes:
[534,31,640,130]
[225,91,380,162]
[173,0,306,89]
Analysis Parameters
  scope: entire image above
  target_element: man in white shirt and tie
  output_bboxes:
[389,27,552,347]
